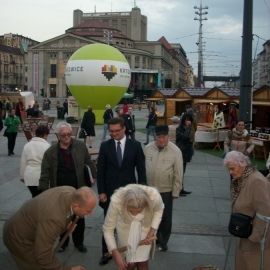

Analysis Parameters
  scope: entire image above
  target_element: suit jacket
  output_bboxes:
[3,186,75,270]
[124,113,135,134]
[97,138,146,201]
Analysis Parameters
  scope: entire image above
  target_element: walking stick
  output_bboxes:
[54,216,80,255]
[104,235,157,258]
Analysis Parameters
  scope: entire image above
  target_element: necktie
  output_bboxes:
[117,141,122,167]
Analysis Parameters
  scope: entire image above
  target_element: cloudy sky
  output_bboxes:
[2,0,269,86]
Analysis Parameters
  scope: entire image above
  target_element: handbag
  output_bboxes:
[228,212,253,238]
[79,128,87,139]
[84,164,94,187]
[3,128,7,137]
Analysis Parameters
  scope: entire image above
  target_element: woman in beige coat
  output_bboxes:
[223,151,270,270]
[103,184,164,270]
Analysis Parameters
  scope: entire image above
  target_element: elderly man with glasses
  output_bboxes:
[39,122,96,254]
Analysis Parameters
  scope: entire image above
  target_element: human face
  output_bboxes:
[119,109,123,114]
[236,121,245,132]
[185,119,191,127]
[10,110,15,116]
[58,127,72,146]
[128,107,133,114]
[109,123,125,140]
[226,162,245,180]
[127,207,143,216]
[73,198,96,218]
[156,134,169,148]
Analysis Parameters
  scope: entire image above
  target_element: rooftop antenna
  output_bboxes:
[94,5,96,13]
[134,0,136,7]
[111,2,112,12]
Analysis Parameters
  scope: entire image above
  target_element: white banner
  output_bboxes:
[33,54,39,96]
[65,60,131,87]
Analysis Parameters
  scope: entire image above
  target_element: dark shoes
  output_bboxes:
[99,255,112,265]
[180,190,192,196]
[143,143,148,145]
[75,244,87,253]
[158,244,168,252]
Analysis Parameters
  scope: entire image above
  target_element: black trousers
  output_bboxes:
[101,201,110,255]
[7,132,17,154]
[60,217,85,247]
[27,186,41,198]
[157,192,173,245]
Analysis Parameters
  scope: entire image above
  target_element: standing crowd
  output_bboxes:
[1,100,270,270]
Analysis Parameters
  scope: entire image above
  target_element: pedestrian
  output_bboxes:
[63,99,68,119]
[102,104,113,141]
[103,184,164,270]
[176,113,193,196]
[42,99,49,114]
[144,106,157,145]
[39,122,97,253]
[97,117,146,265]
[25,105,33,117]
[0,96,3,118]
[168,116,180,144]
[81,106,96,148]
[116,107,124,118]
[47,98,51,109]
[122,101,128,115]
[4,109,21,156]
[224,151,270,269]
[15,99,22,123]
[20,125,50,198]
[124,106,136,140]
[3,186,97,270]
[32,101,39,117]
[144,125,183,252]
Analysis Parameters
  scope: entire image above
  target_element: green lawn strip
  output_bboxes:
[195,148,266,170]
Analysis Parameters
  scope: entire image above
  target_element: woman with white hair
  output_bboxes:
[223,151,270,269]
[103,184,164,270]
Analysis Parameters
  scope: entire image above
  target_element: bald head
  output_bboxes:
[71,187,97,218]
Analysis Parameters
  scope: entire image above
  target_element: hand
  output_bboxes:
[99,193,107,203]
[112,249,127,270]
[71,266,85,270]
[143,228,156,245]
[244,151,249,156]
[248,238,256,243]
[172,196,178,199]
[20,179,25,183]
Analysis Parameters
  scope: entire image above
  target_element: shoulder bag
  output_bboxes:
[79,128,87,139]
[228,212,253,238]
[3,128,7,137]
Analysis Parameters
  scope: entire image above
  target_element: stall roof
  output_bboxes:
[157,88,179,97]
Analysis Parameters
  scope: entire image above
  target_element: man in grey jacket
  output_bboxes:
[144,125,183,252]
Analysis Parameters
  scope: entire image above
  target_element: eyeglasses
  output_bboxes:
[227,167,236,172]
[58,133,72,138]
[109,128,123,134]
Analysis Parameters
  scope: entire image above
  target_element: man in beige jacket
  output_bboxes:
[145,125,183,252]
[3,186,97,270]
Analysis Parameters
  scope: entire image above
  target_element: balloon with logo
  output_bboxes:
[65,44,131,124]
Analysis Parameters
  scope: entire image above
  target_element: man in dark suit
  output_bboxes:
[124,106,136,139]
[97,117,146,265]
[3,186,97,270]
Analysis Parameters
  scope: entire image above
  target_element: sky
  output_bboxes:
[2,0,270,87]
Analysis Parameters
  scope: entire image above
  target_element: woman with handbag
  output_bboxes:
[81,106,96,148]
[103,184,164,270]
[4,109,21,156]
[143,107,157,145]
[223,151,270,270]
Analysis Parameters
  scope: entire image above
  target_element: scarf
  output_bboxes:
[232,128,248,140]
[126,212,144,263]
[230,165,257,208]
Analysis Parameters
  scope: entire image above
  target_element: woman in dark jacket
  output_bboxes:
[144,107,157,145]
[81,106,96,148]
[176,113,193,196]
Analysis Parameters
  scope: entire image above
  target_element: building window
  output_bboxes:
[51,64,56,78]
[50,84,56,97]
